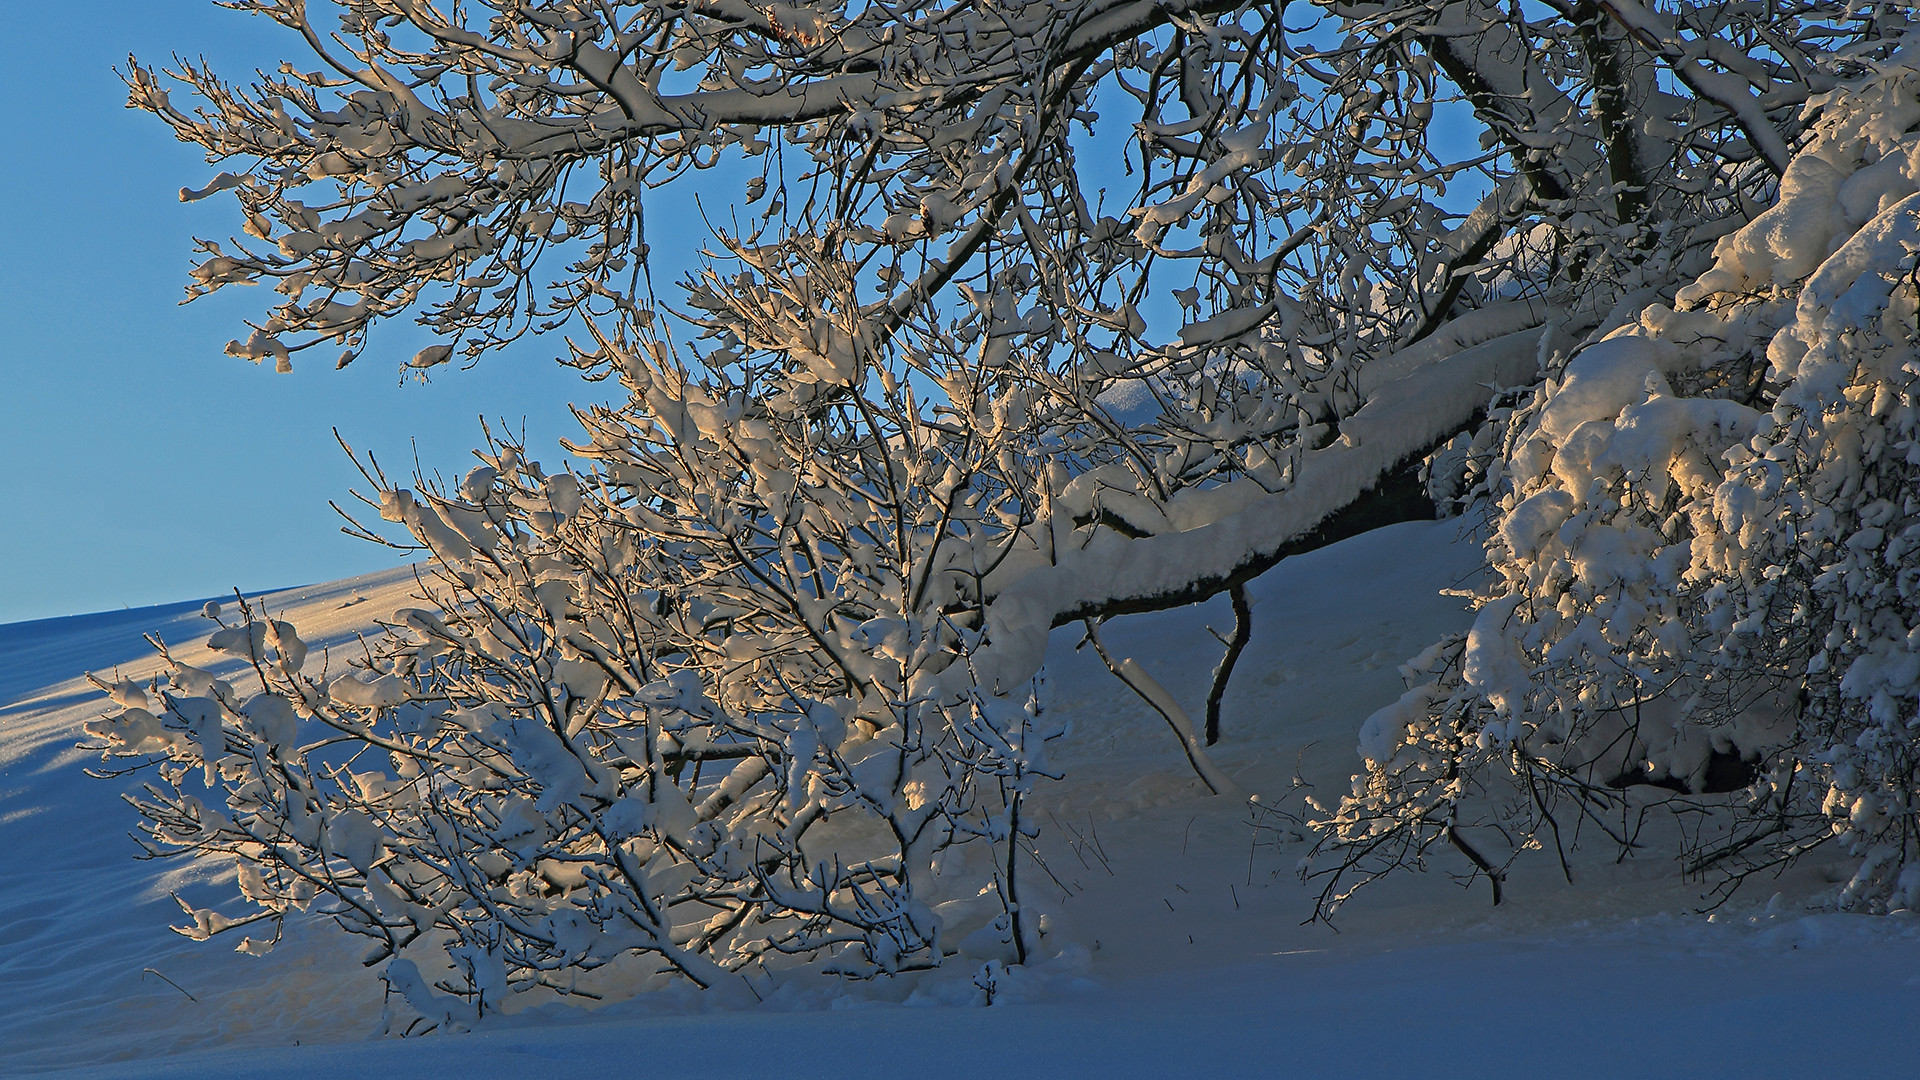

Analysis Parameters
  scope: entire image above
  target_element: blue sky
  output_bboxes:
[0,4,627,622]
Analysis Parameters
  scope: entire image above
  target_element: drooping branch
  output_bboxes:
[1203,583,1251,746]
[1082,620,1247,797]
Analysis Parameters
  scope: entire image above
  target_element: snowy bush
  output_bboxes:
[87,347,1073,1015]
[1323,50,1920,915]
[80,0,1915,1014]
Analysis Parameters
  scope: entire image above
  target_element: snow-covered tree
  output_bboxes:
[1319,44,1920,917]
[83,0,1918,1015]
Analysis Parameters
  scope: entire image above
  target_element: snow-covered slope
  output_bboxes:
[5,524,1917,1077]
[0,569,424,1071]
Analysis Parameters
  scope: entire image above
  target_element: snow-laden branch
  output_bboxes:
[953,320,1556,699]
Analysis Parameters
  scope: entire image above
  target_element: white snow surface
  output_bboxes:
[4,524,1917,1077]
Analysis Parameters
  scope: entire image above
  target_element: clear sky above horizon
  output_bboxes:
[0,4,662,623]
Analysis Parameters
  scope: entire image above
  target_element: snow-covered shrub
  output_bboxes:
[1323,52,1920,913]
[83,309,1089,1017]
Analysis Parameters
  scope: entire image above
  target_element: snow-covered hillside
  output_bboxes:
[4,522,1917,1077]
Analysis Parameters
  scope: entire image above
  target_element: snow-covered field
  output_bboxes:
[5,521,1917,1077]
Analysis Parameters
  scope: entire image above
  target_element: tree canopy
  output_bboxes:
[83,0,1920,1022]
